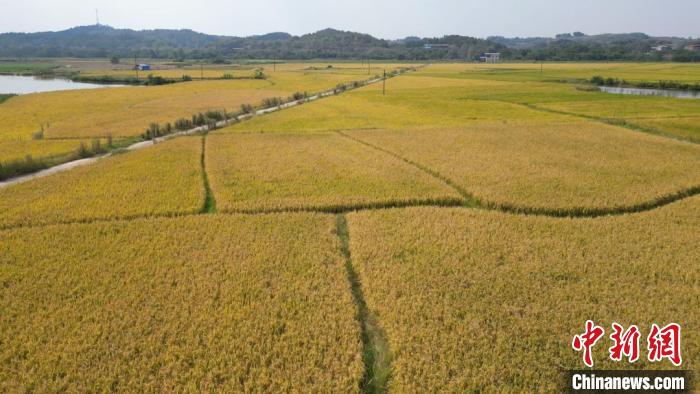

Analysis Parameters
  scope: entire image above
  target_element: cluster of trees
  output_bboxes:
[0,25,697,62]
[491,33,700,62]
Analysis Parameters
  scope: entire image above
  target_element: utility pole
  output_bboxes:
[368,58,371,75]
[135,56,139,81]
[541,62,543,75]
[200,64,204,80]
[95,9,99,26]
[273,55,276,72]
[383,69,386,95]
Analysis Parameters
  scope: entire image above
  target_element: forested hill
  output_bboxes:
[0,25,697,61]
[0,25,500,60]
[0,25,222,58]
[490,32,699,62]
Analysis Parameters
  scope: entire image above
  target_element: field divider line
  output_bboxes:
[200,134,217,214]
[0,198,464,232]
[336,214,393,393]
[220,197,467,215]
[2,184,700,233]
[518,102,699,145]
[335,131,482,207]
[335,131,700,218]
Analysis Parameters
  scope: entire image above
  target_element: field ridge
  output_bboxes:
[4,186,700,233]
[200,134,217,213]
[336,214,393,393]
[520,102,699,144]
[337,130,700,217]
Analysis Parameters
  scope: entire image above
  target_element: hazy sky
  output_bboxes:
[1,0,698,39]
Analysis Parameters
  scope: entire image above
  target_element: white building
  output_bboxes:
[479,53,501,63]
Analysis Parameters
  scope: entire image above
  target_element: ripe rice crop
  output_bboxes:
[346,122,700,214]
[223,85,561,134]
[0,79,282,141]
[630,116,700,143]
[0,137,203,227]
[79,68,258,80]
[206,133,460,212]
[420,62,700,83]
[538,98,700,142]
[0,139,95,165]
[346,196,700,392]
[0,213,363,391]
[0,67,398,163]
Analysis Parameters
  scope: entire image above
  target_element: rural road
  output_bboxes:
[0,76,388,189]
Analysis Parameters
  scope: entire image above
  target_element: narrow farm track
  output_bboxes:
[200,134,217,214]
[336,214,393,394]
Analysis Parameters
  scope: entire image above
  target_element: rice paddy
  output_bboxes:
[0,213,362,392]
[206,133,460,213]
[1,61,698,391]
[0,137,202,227]
[344,122,700,214]
[0,62,400,165]
[346,196,700,392]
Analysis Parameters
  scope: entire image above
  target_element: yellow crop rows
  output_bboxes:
[347,196,700,392]
[0,61,698,391]
[0,137,202,227]
[206,133,460,212]
[0,63,400,164]
[0,213,362,392]
[345,122,700,213]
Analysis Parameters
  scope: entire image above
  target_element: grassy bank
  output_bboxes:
[0,94,16,104]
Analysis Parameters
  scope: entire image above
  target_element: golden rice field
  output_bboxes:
[536,98,700,142]
[0,79,274,141]
[206,133,460,212]
[0,213,362,392]
[223,86,562,133]
[345,122,700,213]
[346,196,700,392]
[410,64,700,142]
[0,138,95,164]
[78,68,257,80]
[422,62,700,83]
[1,61,698,391]
[0,63,396,164]
[0,137,202,227]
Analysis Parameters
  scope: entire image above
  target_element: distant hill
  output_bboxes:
[0,26,502,60]
[0,25,222,58]
[0,26,697,61]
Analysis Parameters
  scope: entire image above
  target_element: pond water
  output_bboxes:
[599,86,700,99]
[0,75,126,94]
